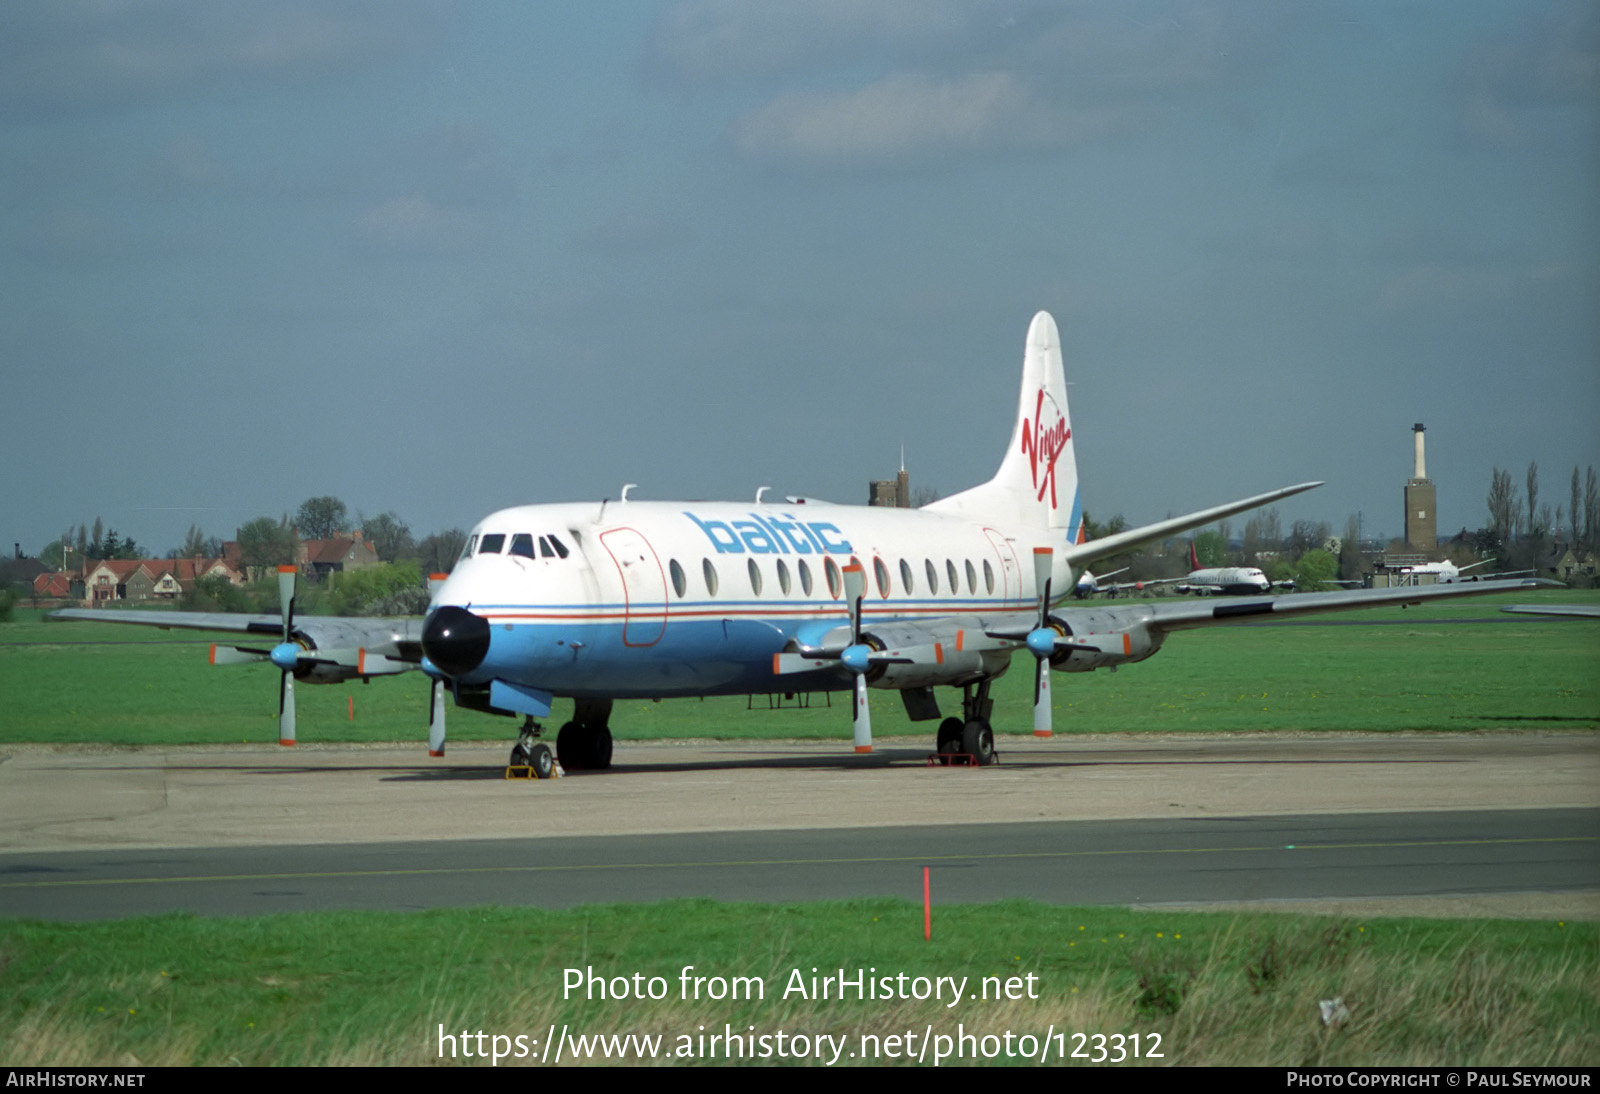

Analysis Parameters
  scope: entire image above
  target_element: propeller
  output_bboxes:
[1026,548,1057,737]
[425,572,449,756]
[271,564,300,746]
[839,563,873,753]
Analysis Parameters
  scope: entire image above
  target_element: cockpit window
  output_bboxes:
[538,536,554,558]
[509,534,536,558]
[479,533,505,555]
[462,535,477,560]
[548,535,570,559]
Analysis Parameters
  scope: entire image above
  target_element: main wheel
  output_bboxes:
[529,743,555,779]
[589,725,614,770]
[936,716,964,764]
[961,719,996,766]
[556,721,582,768]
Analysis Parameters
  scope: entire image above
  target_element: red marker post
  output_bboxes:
[923,867,931,941]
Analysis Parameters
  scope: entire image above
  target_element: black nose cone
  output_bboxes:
[422,606,491,677]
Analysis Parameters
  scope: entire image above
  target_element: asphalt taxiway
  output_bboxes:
[1,734,1595,920]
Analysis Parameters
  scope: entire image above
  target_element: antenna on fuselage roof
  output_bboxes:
[755,485,770,503]
[620,483,637,502]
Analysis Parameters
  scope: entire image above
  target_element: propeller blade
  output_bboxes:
[278,669,296,746]
[852,672,872,753]
[428,678,447,757]
[1033,547,1054,628]
[210,644,268,666]
[1033,656,1052,737]
[842,562,866,643]
[277,564,297,641]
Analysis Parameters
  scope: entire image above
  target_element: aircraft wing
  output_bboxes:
[1063,481,1321,570]
[1500,603,1600,618]
[50,608,427,663]
[1117,577,1555,633]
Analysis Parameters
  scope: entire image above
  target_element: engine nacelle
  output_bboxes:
[857,621,1008,688]
[1045,607,1166,673]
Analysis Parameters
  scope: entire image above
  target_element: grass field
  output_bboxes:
[3,590,1595,748]
[1,901,1594,1066]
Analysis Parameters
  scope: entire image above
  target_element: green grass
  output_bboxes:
[3,590,1596,747]
[1,901,1593,1066]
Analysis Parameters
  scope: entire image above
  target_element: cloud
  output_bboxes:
[1456,0,1598,148]
[729,70,1142,163]
[0,1,452,115]
[649,0,972,82]
[352,195,484,257]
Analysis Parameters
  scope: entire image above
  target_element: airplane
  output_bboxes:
[57,311,1548,774]
[1073,568,1128,597]
[1141,541,1275,595]
[1500,604,1600,618]
[1382,559,1535,585]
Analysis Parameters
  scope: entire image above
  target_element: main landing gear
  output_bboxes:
[935,679,997,766]
[509,701,616,778]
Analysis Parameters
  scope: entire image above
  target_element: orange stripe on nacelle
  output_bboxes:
[934,642,944,664]
[1123,633,1132,655]
[772,653,781,674]
[955,630,965,652]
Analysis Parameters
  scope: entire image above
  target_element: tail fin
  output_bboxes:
[1190,540,1200,570]
[925,311,1080,541]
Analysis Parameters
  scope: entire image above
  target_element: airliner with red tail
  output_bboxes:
[58,312,1546,773]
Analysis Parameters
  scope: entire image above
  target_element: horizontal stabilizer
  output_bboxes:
[1065,481,1322,570]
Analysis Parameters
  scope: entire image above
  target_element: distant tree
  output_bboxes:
[360,511,416,563]
[1487,467,1519,549]
[1571,467,1582,550]
[1287,520,1329,560]
[237,516,298,580]
[1339,514,1364,582]
[327,561,426,616]
[180,524,210,558]
[39,537,83,572]
[419,529,469,574]
[1192,530,1226,568]
[99,530,139,560]
[1525,462,1540,542]
[1586,467,1599,552]
[295,496,348,541]
[910,486,940,508]
[1295,548,1337,592]
[89,517,103,559]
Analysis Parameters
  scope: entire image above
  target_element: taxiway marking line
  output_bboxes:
[1,835,1590,890]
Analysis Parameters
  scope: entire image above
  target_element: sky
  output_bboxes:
[3,0,1596,560]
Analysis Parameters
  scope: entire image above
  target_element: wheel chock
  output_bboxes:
[927,752,982,767]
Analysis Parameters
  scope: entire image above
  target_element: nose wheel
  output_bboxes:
[509,720,556,779]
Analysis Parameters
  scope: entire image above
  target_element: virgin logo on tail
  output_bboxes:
[1020,389,1070,508]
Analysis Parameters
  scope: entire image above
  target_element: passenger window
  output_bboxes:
[798,559,814,597]
[747,558,763,596]
[946,559,958,594]
[776,558,792,596]
[669,559,687,598]
[925,559,939,595]
[983,560,995,595]
[965,560,977,594]
[702,558,719,597]
[479,534,505,554]
[824,558,842,599]
[509,534,536,558]
[899,559,914,596]
[873,557,891,598]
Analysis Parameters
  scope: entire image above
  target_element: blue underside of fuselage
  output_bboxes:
[459,616,849,699]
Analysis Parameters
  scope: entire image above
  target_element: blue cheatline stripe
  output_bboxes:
[1065,488,1083,546]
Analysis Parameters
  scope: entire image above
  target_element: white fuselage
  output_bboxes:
[431,499,1069,702]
